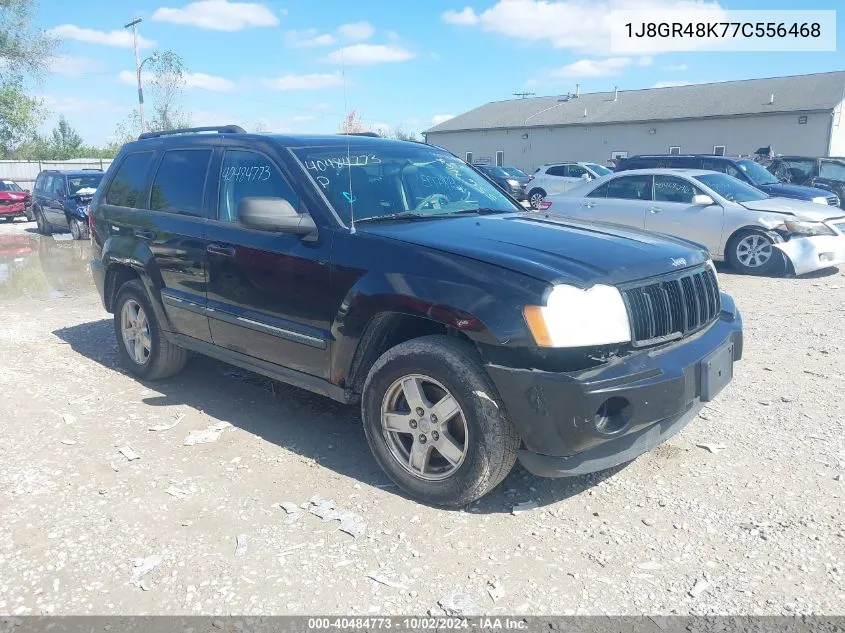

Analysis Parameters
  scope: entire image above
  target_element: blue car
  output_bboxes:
[32,169,104,240]
[616,155,840,207]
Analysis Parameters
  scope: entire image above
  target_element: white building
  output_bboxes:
[424,71,845,172]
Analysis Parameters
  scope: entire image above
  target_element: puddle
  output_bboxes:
[0,229,93,300]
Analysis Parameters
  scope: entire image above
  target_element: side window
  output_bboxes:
[52,177,66,195]
[654,175,702,203]
[39,175,52,194]
[465,152,473,164]
[34,174,44,193]
[106,152,155,208]
[587,182,609,198]
[701,160,741,178]
[566,165,588,178]
[605,175,653,201]
[546,165,567,177]
[218,150,299,223]
[819,161,845,181]
[150,149,212,217]
[783,159,814,181]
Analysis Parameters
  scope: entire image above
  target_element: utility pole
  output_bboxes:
[125,17,145,133]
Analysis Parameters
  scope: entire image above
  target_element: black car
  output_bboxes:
[89,126,742,507]
[617,155,840,207]
[475,164,529,200]
[32,169,104,239]
[765,156,845,208]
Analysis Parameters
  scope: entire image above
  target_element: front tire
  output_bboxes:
[114,279,188,380]
[24,206,34,222]
[361,335,519,507]
[69,217,89,240]
[528,188,546,210]
[727,230,778,275]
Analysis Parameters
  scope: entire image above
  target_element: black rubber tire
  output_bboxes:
[361,335,520,508]
[726,229,779,276]
[113,279,188,381]
[35,207,51,235]
[24,206,34,222]
[528,188,546,210]
[69,217,89,240]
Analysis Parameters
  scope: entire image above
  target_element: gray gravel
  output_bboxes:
[0,220,843,616]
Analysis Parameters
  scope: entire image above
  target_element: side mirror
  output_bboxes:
[238,197,317,236]
[692,194,715,206]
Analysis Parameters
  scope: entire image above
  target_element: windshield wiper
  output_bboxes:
[449,207,510,216]
[355,211,449,224]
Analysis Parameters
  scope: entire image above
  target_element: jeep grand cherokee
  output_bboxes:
[89,126,743,507]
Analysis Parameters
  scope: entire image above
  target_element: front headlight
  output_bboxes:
[506,179,519,187]
[523,284,631,348]
[811,196,829,205]
[781,220,836,236]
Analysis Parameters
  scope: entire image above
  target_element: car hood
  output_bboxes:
[758,182,835,200]
[359,213,710,286]
[740,197,844,221]
[0,192,28,201]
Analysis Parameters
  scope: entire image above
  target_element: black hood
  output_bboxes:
[758,182,833,200]
[359,213,710,286]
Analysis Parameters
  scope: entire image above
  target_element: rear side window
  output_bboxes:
[106,152,155,208]
[51,177,66,195]
[546,165,567,177]
[218,150,299,223]
[150,149,212,217]
[701,159,741,178]
[566,165,589,178]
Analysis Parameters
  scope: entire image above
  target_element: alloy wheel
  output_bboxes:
[736,234,773,268]
[120,299,152,365]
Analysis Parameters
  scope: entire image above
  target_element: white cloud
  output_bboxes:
[48,56,105,77]
[636,56,653,66]
[337,21,375,41]
[432,114,455,125]
[152,0,279,31]
[551,57,633,78]
[117,70,235,92]
[292,115,317,123]
[314,102,332,111]
[326,44,414,65]
[286,29,337,47]
[41,95,126,116]
[442,7,479,25]
[261,72,345,91]
[664,64,689,71]
[440,0,724,55]
[651,79,696,88]
[47,24,156,48]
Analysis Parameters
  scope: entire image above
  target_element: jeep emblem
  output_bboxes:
[670,257,687,267]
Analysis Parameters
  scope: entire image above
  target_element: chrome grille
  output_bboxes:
[622,265,721,347]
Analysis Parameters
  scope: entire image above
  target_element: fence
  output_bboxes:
[0,158,114,190]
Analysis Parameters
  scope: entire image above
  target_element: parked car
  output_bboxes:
[616,154,840,207]
[0,179,32,222]
[765,156,845,208]
[474,164,528,200]
[90,125,741,507]
[544,169,845,276]
[32,169,104,239]
[526,162,613,209]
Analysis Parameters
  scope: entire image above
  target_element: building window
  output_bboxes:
[798,115,808,124]
[465,152,473,164]
[611,151,628,160]
[669,146,681,155]
[496,151,504,167]
[713,145,726,156]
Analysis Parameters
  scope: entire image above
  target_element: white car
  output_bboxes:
[526,162,613,209]
[543,169,845,276]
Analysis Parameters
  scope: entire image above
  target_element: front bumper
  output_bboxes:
[0,202,26,217]
[774,234,845,276]
[485,292,743,478]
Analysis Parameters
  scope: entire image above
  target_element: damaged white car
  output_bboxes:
[543,169,845,276]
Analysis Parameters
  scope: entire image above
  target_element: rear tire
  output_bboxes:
[114,279,188,380]
[69,217,89,240]
[361,335,519,507]
[24,206,34,222]
[727,230,779,275]
[35,207,51,235]
[528,188,546,210]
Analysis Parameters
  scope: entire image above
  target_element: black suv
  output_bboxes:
[617,155,840,207]
[474,164,529,200]
[32,169,104,239]
[89,126,743,506]
[765,156,845,208]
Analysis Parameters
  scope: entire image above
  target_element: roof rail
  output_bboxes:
[138,125,246,140]
[344,131,380,137]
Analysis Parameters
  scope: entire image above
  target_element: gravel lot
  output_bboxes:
[0,219,843,617]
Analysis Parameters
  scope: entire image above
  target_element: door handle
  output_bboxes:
[134,229,156,241]
[207,243,236,257]
[649,207,662,214]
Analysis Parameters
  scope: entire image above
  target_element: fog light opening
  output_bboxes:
[594,397,631,434]
[819,252,834,262]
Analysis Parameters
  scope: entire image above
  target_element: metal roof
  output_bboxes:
[425,71,845,134]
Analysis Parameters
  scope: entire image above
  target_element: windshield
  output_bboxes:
[585,163,612,176]
[502,167,527,178]
[292,144,522,224]
[736,159,779,185]
[694,173,768,202]
[0,181,22,192]
[67,174,103,194]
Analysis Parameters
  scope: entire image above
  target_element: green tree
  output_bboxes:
[49,115,83,159]
[0,80,41,156]
[388,127,419,142]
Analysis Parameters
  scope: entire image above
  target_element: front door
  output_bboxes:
[645,175,723,252]
[579,174,652,229]
[205,148,333,379]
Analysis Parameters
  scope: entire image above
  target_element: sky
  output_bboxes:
[34,0,844,145]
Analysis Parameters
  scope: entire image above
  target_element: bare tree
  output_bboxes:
[147,50,190,131]
[339,110,365,134]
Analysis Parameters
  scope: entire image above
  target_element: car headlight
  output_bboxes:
[523,284,631,347]
[781,220,836,236]
[506,179,519,187]
[811,196,829,205]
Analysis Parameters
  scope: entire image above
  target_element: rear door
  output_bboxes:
[44,175,67,226]
[204,146,333,379]
[579,174,651,228]
[646,175,723,252]
[541,165,574,195]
